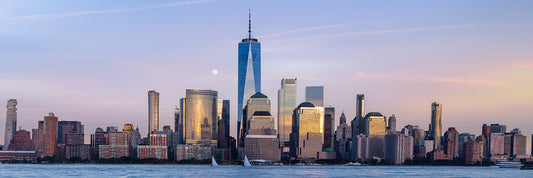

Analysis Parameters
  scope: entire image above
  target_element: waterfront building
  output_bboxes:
[148,90,160,134]
[31,127,43,151]
[489,133,505,156]
[138,131,168,159]
[0,151,39,161]
[510,129,527,157]
[42,113,58,157]
[384,132,413,164]
[174,107,180,133]
[363,112,387,159]
[352,134,369,161]
[242,92,280,161]
[277,78,297,153]
[291,102,324,160]
[240,92,270,147]
[402,125,425,158]
[175,144,212,161]
[429,102,442,150]
[237,13,261,145]
[463,138,483,164]
[305,86,324,107]
[65,144,90,160]
[57,121,83,144]
[351,94,365,137]
[90,127,107,159]
[123,124,142,157]
[7,130,32,151]
[324,107,335,149]
[179,89,218,145]
[424,139,434,154]
[99,132,129,159]
[444,127,459,159]
[4,99,17,151]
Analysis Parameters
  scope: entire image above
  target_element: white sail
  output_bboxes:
[243,155,252,167]
[211,156,218,166]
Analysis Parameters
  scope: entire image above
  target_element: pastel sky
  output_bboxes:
[1,0,532,151]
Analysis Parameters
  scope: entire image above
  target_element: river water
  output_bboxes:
[0,164,529,177]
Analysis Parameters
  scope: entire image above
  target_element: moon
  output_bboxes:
[211,69,219,75]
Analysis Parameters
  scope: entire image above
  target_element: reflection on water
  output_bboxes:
[0,165,530,177]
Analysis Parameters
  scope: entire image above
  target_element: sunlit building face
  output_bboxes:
[278,78,297,148]
[180,89,218,145]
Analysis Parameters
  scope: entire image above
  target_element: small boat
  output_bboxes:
[211,156,218,166]
[345,162,362,166]
[496,161,523,168]
[273,162,284,166]
[243,155,252,167]
[306,163,321,166]
[294,163,306,166]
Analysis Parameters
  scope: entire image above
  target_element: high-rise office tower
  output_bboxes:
[148,90,160,134]
[43,113,58,157]
[351,94,365,137]
[179,89,218,145]
[217,100,230,149]
[489,124,506,134]
[384,132,414,164]
[240,92,271,146]
[291,102,324,159]
[4,99,17,151]
[430,102,442,150]
[277,78,297,152]
[335,112,352,160]
[238,12,261,143]
[324,107,335,149]
[305,86,324,107]
[363,112,387,158]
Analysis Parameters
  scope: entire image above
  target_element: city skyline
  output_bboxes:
[1,0,533,153]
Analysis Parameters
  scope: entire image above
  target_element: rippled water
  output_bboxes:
[0,164,529,177]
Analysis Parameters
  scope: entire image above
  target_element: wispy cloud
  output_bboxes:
[8,0,217,20]
[314,24,474,39]
[258,24,346,39]
[352,71,504,86]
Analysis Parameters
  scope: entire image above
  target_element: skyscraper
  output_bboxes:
[277,78,297,152]
[179,89,218,145]
[305,86,324,107]
[43,113,58,157]
[430,102,442,150]
[240,92,271,146]
[351,94,365,137]
[363,112,387,158]
[443,127,459,158]
[4,99,17,151]
[324,107,335,149]
[217,99,230,149]
[243,92,280,161]
[238,12,261,143]
[388,114,396,132]
[57,121,83,144]
[174,107,180,133]
[291,102,324,159]
[148,90,160,133]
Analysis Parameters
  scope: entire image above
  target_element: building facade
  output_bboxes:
[277,78,297,153]
[4,99,17,151]
[430,102,442,150]
[324,107,335,150]
[148,90,160,134]
[364,112,387,159]
[291,102,324,160]
[305,86,324,107]
[384,132,414,164]
[179,89,218,145]
[237,14,261,144]
[42,113,58,157]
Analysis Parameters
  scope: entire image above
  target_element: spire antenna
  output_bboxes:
[248,9,251,39]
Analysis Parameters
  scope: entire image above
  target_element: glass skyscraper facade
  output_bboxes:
[305,86,324,107]
[179,89,218,145]
[148,90,159,134]
[237,17,261,144]
[277,78,297,151]
[430,102,442,150]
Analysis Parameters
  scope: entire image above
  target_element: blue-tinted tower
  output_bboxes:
[237,11,261,146]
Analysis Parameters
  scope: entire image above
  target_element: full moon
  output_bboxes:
[211,69,219,75]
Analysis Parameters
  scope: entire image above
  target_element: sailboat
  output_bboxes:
[243,155,252,167]
[211,156,218,166]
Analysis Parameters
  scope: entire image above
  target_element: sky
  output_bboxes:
[1,0,532,151]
